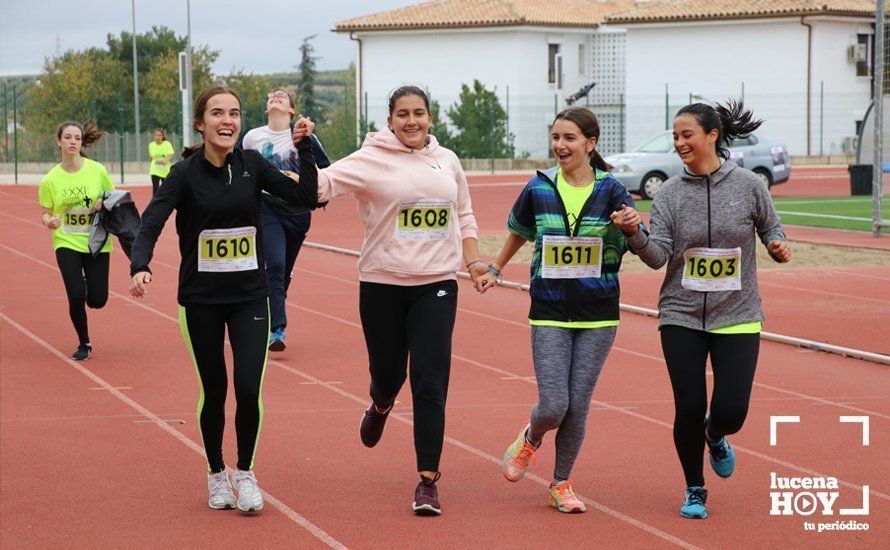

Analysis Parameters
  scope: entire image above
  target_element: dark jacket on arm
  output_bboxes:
[129,139,318,305]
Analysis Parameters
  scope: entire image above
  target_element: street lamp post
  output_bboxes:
[132,0,141,162]
[184,0,194,147]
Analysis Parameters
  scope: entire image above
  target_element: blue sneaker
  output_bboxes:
[268,328,286,352]
[680,486,708,519]
[707,436,735,478]
[704,414,735,478]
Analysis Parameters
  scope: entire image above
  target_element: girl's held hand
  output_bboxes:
[129,272,152,297]
[45,215,61,230]
[468,262,489,283]
[292,115,315,146]
[93,199,104,212]
[769,240,791,263]
[476,271,498,294]
[609,205,641,236]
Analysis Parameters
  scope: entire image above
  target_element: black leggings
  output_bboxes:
[55,248,110,345]
[660,325,759,487]
[359,280,458,472]
[179,297,270,473]
[151,175,164,195]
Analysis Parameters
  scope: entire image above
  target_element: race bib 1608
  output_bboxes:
[394,199,452,241]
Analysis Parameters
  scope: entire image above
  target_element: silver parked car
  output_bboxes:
[605,131,791,199]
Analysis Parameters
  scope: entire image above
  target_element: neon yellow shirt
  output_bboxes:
[38,158,114,253]
[149,140,174,177]
[709,321,762,334]
[530,168,619,330]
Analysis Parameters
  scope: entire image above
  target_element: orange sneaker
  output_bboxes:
[549,480,586,513]
[501,422,538,482]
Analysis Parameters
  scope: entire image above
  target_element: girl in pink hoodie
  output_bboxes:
[316,86,485,516]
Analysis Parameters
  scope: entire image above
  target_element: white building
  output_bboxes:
[335,0,636,157]
[336,0,879,157]
[609,0,878,156]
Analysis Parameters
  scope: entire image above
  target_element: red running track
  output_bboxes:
[1,184,887,549]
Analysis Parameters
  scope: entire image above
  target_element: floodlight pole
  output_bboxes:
[182,0,194,147]
[874,0,885,236]
[132,0,141,161]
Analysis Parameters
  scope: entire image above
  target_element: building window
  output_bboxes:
[856,33,873,77]
[578,44,586,76]
[548,44,560,83]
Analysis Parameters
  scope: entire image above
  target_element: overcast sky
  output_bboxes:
[0,0,417,76]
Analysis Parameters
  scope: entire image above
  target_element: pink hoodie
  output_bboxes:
[318,128,478,286]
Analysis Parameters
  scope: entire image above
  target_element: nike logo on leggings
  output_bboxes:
[253,317,266,321]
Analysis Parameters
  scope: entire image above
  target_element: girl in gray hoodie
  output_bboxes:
[612,100,791,519]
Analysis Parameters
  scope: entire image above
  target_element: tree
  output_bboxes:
[141,47,217,135]
[27,50,128,134]
[429,99,453,150]
[444,80,514,158]
[296,35,322,121]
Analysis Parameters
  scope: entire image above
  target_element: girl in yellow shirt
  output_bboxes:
[148,128,174,194]
[38,121,114,360]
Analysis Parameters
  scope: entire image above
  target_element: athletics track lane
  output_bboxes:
[2,183,887,548]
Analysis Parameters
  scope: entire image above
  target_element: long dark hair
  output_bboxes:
[56,121,105,158]
[182,87,242,159]
[552,107,612,172]
[676,99,763,159]
[387,85,430,115]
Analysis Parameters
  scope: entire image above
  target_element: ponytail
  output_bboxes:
[677,99,763,159]
[553,107,613,172]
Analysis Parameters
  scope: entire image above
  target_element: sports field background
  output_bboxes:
[634,196,890,232]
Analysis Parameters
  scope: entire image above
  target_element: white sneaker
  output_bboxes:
[233,469,264,513]
[207,470,236,510]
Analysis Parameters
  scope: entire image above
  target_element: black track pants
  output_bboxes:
[179,297,270,473]
[54,248,109,345]
[359,280,458,472]
[660,325,759,487]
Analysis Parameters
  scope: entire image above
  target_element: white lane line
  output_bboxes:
[777,210,889,222]
[0,244,696,548]
[0,311,348,550]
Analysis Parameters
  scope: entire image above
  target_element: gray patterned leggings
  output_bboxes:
[528,325,617,481]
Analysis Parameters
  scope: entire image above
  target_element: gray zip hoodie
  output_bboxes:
[626,160,786,331]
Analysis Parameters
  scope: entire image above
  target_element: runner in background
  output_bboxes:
[148,128,174,195]
[38,121,113,360]
[612,100,791,519]
[240,87,331,351]
[129,87,319,514]
[477,107,635,513]
[315,85,485,516]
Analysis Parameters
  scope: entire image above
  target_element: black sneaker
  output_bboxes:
[412,473,442,516]
[359,403,391,448]
[72,343,92,361]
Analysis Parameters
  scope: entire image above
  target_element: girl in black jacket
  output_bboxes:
[129,87,318,514]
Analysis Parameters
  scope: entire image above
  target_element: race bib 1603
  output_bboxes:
[681,247,742,292]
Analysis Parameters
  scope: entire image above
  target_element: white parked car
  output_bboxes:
[605,131,791,199]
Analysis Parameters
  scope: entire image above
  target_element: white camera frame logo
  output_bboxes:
[769,416,869,517]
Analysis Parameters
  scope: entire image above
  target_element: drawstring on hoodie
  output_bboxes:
[226,164,232,185]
